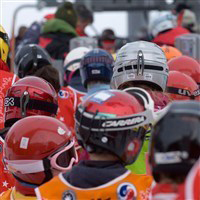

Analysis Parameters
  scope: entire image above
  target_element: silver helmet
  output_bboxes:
[111,41,168,91]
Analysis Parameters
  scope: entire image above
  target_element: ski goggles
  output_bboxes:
[4,139,78,174]
[48,139,78,171]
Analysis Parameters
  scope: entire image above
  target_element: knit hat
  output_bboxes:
[55,2,77,28]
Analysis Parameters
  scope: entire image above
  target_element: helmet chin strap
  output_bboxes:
[13,174,39,188]
[13,169,53,195]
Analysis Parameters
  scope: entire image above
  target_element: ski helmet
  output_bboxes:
[14,44,52,78]
[111,41,168,91]
[75,89,154,165]
[80,48,114,88]
[149,101,200,182]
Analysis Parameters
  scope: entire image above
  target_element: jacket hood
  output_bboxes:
[42,18,77,36]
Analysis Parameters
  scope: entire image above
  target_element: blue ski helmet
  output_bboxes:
[80,48,114,88]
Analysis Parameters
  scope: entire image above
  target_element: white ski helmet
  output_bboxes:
[149,14,177,38]
[64,47,90,72]
[111,41,168,91]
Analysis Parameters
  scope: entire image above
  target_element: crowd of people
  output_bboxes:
[0,1,200,200]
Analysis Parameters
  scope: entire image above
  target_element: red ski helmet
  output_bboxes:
[167,71,200,101]
[75,89,154,165]
[4,76,58,127]
[168,55,200,86]
[3,115,78,185]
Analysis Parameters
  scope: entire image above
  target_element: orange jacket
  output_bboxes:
[35,171,152,200]
[0,70,19,129]
[57,86,85,130]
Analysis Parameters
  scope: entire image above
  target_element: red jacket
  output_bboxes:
[177,158,200,200]
[0,137,15,195]
[149,183,181,200]
[57,86,85,130]
[0,70,19,129]
[152,27,190,46]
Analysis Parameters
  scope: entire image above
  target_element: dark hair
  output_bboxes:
[28,65,61,93]
[101,29,116,40]
[75,3,93,23]
[175,3,191,13]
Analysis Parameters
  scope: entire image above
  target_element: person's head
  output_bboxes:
[149,14,177,38]
[177,9,198,33]
[167,71,200,101]
[149,101,200,184]
[80,48,114,89]
[161,45,182,61]
[75,3,93,30]
[168,55,200,87]
[17,26,27,39]
[14,44,52,78]
[174,3,191,14]
[3,115,78,187]
[30,64,61,93]
[63,47,90,90]
[75,89,154,165]
[101,29,116,53]
[55,2,77,28]
[0,25,9,65]
[4,76,58,128]
[111,41,168,92]
[64,47,90,72]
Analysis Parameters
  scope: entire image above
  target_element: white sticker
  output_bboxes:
[91,69,101,74]
[57,127,66,135]
[155,151,188,164]
[127,142,135,151]
[20,137,29,149]
[144,73,153,81]
[67,131,71,137]
[127,73,135,79]
[93,92,113,101]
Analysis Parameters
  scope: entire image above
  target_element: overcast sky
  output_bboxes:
[1,0,128,38]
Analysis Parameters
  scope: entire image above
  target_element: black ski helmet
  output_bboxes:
[15,44,52,78]
[149,101,200,182]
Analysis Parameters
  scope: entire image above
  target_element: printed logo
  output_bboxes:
[117,182,137,200]
[62,190,76,200]
[127,73,135,79]
[4,97,15,107]
[144,73,153,81]
[102,116,145,128]
[178,89,191,97]
[193,89,200,97]
[58,90,69,99]
[57,127,66,135]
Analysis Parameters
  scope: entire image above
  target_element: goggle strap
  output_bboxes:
[5,96,58,114]
[76,107,154,132]
[167,87,195,99]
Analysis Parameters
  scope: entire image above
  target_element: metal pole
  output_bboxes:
[10,4,39,72]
